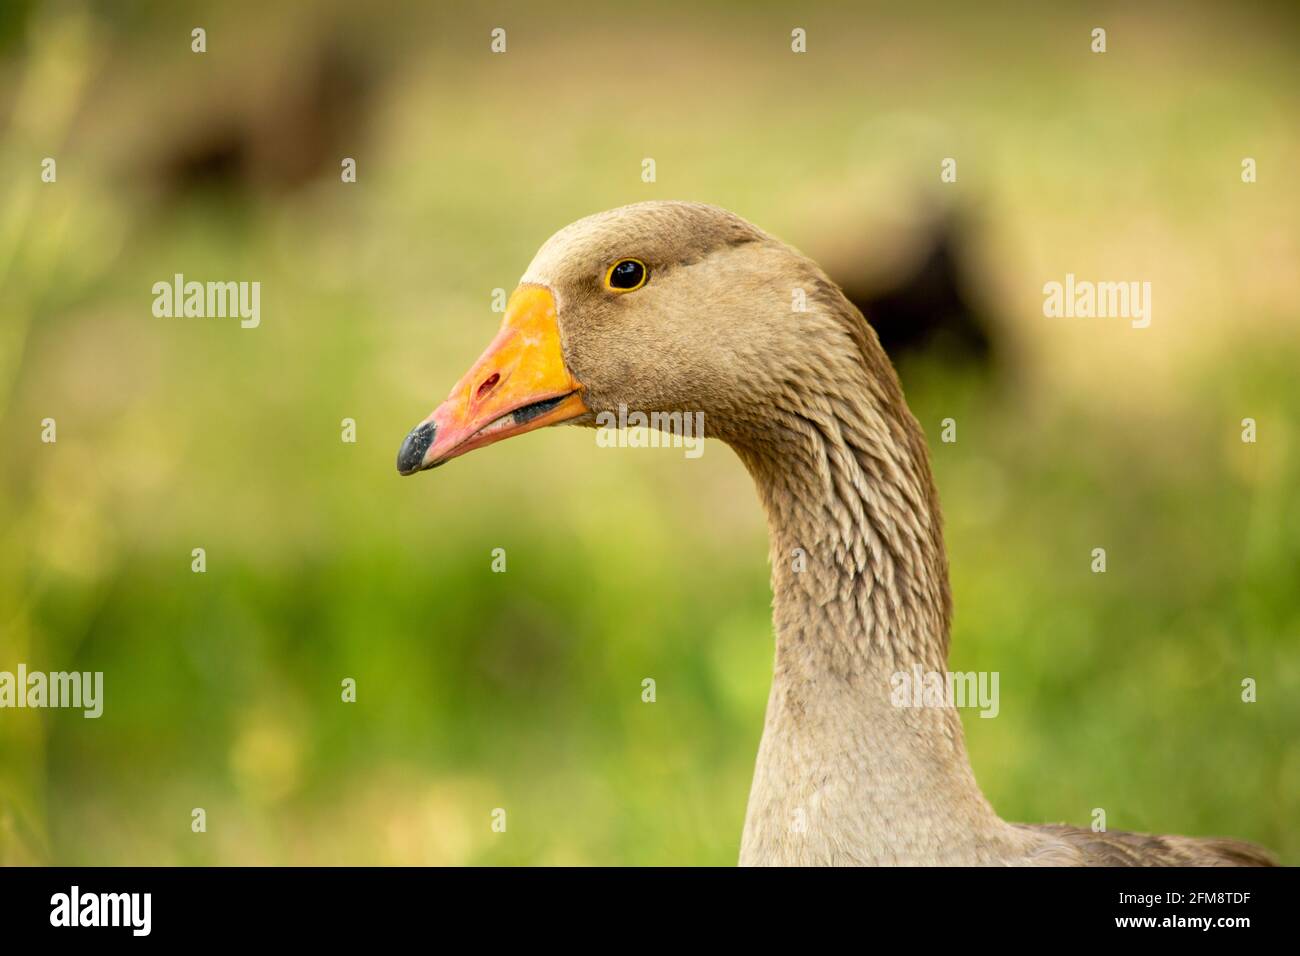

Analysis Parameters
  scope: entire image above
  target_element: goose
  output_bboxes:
[396,201,1276,867]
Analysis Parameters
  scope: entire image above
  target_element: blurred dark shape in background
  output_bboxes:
[152,42,372,195]
[134,12,1000,372]
[834,217,995,370]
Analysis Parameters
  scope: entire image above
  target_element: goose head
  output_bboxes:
[396,201,881,472]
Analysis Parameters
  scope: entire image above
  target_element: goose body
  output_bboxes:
[398,201,1275,867]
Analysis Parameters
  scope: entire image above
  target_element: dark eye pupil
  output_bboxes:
[610,260,644,289]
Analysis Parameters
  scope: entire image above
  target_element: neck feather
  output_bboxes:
[731,291,1023,865]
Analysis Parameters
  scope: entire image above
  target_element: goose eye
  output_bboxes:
[605,258,648,292]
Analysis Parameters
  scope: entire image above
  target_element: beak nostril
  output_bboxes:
[476,372,500,399]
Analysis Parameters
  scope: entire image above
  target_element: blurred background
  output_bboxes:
[1,0,1297,865]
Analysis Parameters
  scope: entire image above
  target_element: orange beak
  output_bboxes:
[397,285,589,474]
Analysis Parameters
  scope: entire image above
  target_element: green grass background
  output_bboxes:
[1,1,1297,864]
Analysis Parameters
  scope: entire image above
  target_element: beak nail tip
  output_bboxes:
[397,422,436,475]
